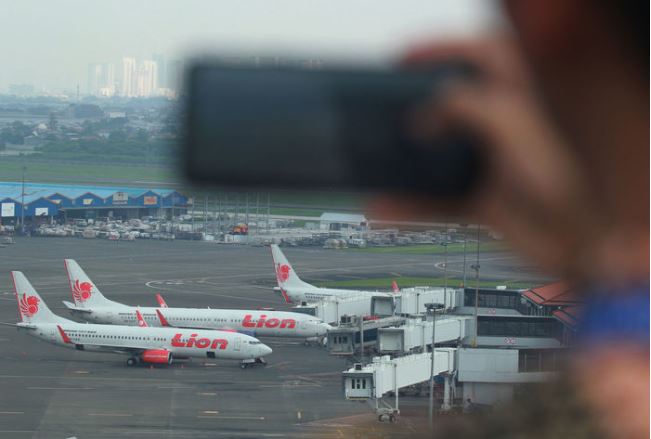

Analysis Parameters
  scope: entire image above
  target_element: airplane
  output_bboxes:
[5,271,272,368]
[62,259,332,344]
[270,244,396,304]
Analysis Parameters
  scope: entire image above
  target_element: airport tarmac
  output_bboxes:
[0,238,548,438]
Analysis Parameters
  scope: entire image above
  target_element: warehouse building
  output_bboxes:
[0,182,188,224]
[319,212,368,233]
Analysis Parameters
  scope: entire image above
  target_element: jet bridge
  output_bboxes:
[394,287,461,315]
[377,316,470,354]
[328,316,407,355]
[344,349,456,399]
[292,294,395,324]
[343,349,457,420]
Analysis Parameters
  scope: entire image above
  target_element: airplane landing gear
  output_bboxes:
[240,357,267,369]
[304,336,326,347]
[376,408,399,423]
[126,357,139,367]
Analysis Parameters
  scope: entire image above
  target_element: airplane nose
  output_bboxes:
[261,344,273,356]
[320,323,333,335]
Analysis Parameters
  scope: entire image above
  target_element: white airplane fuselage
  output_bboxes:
[72,305,331,338]
[281,286,391,304]
[19,321,271,361]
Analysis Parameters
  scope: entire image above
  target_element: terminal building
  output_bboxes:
[0,182,188,224]
[336,282,582,420]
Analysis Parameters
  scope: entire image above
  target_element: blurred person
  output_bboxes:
[374,1,647,437]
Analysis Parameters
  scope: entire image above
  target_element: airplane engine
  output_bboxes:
[141,349,173,364]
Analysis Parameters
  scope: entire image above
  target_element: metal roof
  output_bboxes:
[521,282,579,307]
[552,306,582,329]
[0,182,180,205]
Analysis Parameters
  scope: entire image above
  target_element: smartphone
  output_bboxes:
[184,61,482,197]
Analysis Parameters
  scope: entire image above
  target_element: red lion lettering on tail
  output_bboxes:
[19,294,40,317]
[276,263,290,283]
[73,280,93,303]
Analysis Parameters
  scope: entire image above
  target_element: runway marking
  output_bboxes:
[263,361,291,370]
[197,415,265,420]
[73,370,89,374]
[27,386,94,390]
[258,383,321,389]
[144,281,271,303]
[197,392,217,396]
[0,411,24,414]
[300,422,354,428]
[203,410,219,414]
[88,413,133,417]
[157,386,192,389]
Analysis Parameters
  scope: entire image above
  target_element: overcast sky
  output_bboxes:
[0,0,501,92]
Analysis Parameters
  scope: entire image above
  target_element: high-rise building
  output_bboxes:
[121,57,137,97]
[101,63,116,96]
[87,63,116,96]
[135,60,158,97]
[166,59,183,91]
[152,53,166,92]
[87,63,102,95]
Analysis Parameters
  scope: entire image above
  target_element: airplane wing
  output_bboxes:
[135,309,148,327]
[56,325,158,354]
[153,309,247,333]
[62,300,93,313]
[0,322,38,330]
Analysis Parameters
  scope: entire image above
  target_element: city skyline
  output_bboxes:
[0,0,499,93]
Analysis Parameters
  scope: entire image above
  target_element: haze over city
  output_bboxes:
[1,0,498,94]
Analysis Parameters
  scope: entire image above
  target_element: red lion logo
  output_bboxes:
[19,294,40,317]
[276,263,291,283]
[73,280,93,303]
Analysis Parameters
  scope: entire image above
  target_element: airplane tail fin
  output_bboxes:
[270,244,314,290]
[391,280,400,293]
[11,271,67,324]
[64,259,115,308]
[155,293,168,308]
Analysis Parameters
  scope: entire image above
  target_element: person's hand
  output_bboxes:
[370,36,603,279]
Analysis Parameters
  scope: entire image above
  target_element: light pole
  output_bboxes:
[20,166,26,233]
[472,224,481,347]
[462,224,468,288]
[426,302,444,430]
[443,238,448,312]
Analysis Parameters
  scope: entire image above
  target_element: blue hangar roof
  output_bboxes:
[0,182,183,205]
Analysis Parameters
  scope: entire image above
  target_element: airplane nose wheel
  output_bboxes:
[240,358,267,369]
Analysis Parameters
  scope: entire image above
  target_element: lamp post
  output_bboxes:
[463,231,468,288]
[442,240,448,312]
[472,224,481,347]
[426,302,444,430]
[20,165,26,232]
